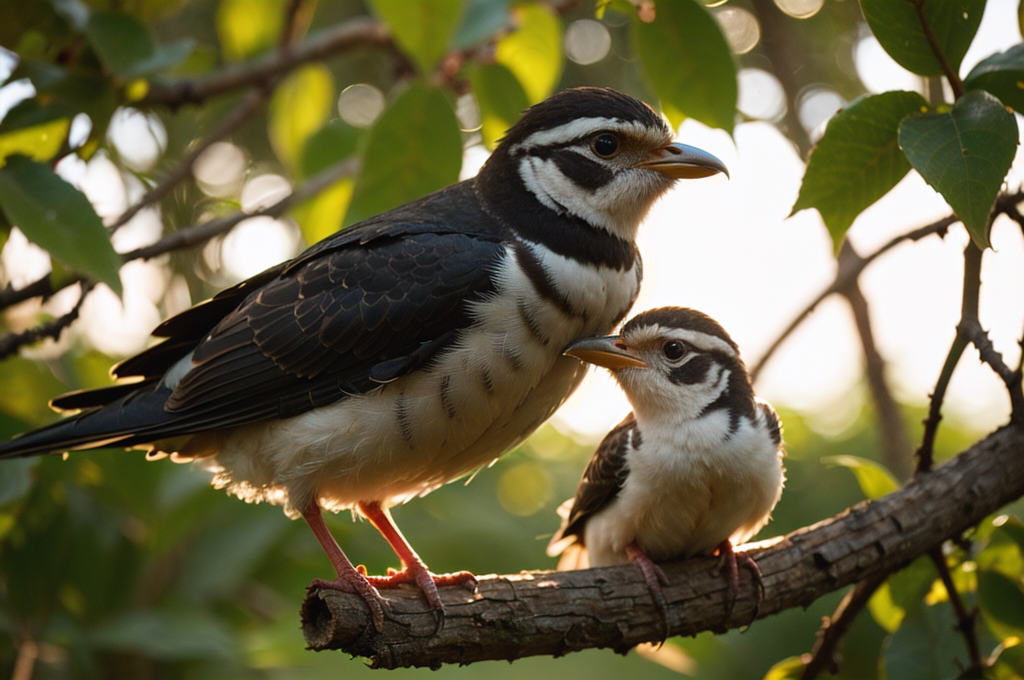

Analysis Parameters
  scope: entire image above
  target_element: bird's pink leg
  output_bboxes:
[357,501,477,615]
[715,539,764,619]
[302,501,389,631]
[626,541,671,639]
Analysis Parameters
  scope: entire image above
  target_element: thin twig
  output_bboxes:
[109,87,272,235]
[916,242,982,473]
[912,0,965,98]
[140,18,392,108]
[0,282,94,359]
[751,215,957,382]
[839,249,912,479]
[928,546,984,670]
[801,572,888,680]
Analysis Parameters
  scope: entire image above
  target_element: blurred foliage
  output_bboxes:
[0,0,1021,678]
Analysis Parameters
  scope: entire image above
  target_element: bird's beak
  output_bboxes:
[635,142,729,180]
[563,336,648,369]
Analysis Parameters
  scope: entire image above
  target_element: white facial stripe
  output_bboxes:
[512,118,665,153]
[627,324,737,358]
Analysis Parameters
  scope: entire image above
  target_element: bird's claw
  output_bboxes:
[364,565,477,630]
[715,540,764,623]
[626,542,672,642]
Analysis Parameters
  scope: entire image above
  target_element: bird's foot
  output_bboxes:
[626,542,671,641]
[358,563,477,618]
[714,539,764,622]
[308,573,390,632]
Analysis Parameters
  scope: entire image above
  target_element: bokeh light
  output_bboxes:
[456,92,482,132]
[107,107,167,172]
[337,83,386,128]
[497,462,552,516]
[193,141,248,198]
[220,216,301,281]
[774,0,825,19]
[737,68,787,122]
[240,173,292,213]
[564,19,612,65]
[855,34,923,95]
[798,87,845,136]
[715,6,760,55]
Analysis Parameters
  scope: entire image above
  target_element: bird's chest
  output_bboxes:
[253,243,640,509]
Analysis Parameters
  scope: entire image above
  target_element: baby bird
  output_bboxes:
[548,307,785,628]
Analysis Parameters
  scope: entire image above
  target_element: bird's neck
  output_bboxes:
[475,151,639,271]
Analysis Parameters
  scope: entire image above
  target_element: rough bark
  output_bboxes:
[301,424,1024,669]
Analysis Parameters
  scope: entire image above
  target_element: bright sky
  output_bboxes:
[1,1,1022,444]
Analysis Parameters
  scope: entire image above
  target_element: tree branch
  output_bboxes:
[751,215,957,383]
[928,546,983,670]
[0,282,93,359]
[139,18,393,108]
[300,424,1024,669]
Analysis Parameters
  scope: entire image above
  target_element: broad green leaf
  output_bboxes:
[89,609,233,660]
[884,601,967,680]
[496,3,562,104]
[978,569,1024,632]
[0,118,70,164]
[0,156,122,295]
[216,0,286,62]
[452,0,512,50]
[792,91,928,250]
[470,62,529,149]
[300,119,362,179]
[371,0,466,75]
[634,0,736,132]
[889,556,938,611]
[860,0,985,77]
[868,581,906,632]
[0,100,72,135]
[822,454,900,499]
[85,11,193,80]
[964,43,1024,113]
[899,90,1018,249]
[762,656,805,680]
[269,64,334,173]
[346,83,462,226]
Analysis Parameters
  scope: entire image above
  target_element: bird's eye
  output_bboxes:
[663,340,687,361]
[591,133,619,158]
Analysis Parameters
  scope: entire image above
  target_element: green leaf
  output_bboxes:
[346,83,462,226]
[634,0,736,132]
[978,569,1024,631]
[793,91,928,250]
[964,43,1024,113]
[860,0,985,77]
[884,601,967,680]
[0,100,72,135]
[822,454,900,499]
[269,64,335,173]
[495,3,562,104]
[85,11,192,80]
[300,119,362,178]
[898,90,1018,249]
[889,556,939,611]
[0,118,70,164]
[868,581,906,632]
[371,0,466,75]
[216,0,286,62]
[0,156,122,295]
[452,0,512,50]
[470,62,529,150]
[762,656,805,680]
[89,609,233,660]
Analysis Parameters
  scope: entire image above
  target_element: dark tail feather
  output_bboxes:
[0,385,175,459]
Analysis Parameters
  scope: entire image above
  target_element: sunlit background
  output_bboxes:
[1,0,1021,444]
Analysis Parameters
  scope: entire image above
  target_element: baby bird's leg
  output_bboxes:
[626,542,671,640]
[302,501,389,632]
[357,501,477,620]
[715,539,764,620]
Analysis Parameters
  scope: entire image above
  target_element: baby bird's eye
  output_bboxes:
[663,340,687,361]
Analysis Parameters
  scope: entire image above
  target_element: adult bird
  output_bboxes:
[549,307,785,629]
[0,88,727,630]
